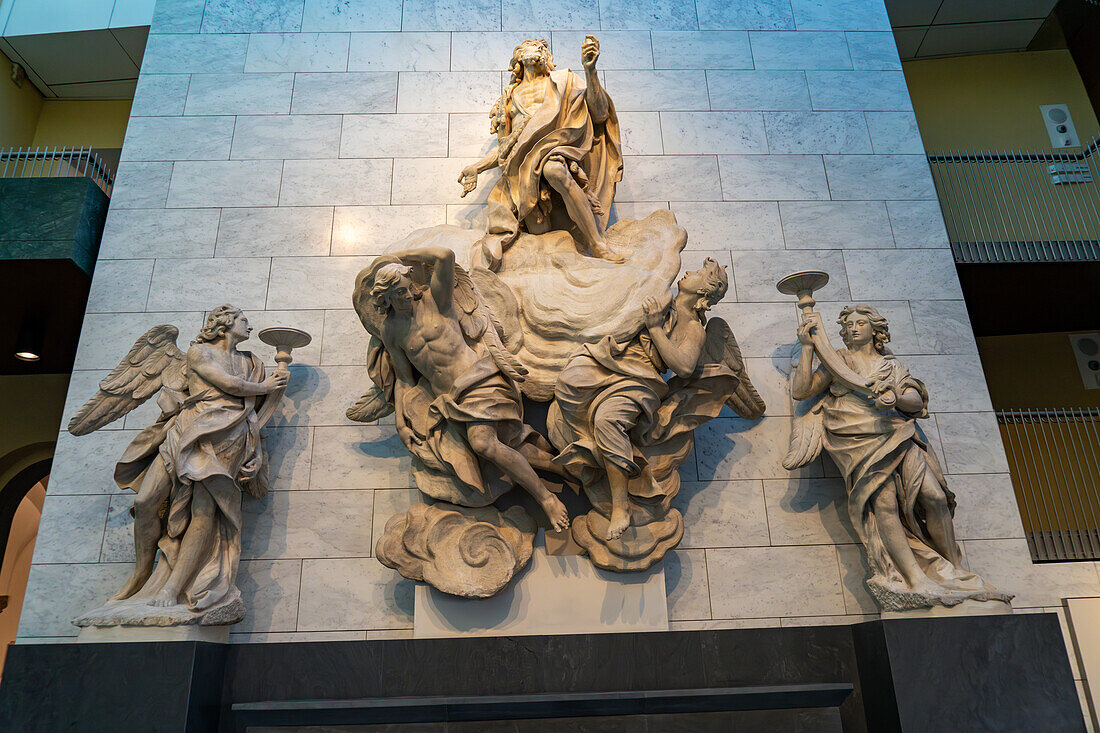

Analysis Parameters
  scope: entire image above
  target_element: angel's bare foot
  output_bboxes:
[606,505,631,540]
[110,566,153,601]
[907,576,948,599]
[591,239,625,264]
[539,494,570,533]
[149,587,179,607]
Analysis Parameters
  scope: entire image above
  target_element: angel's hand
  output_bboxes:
[796,318,816,346]
[458,166,478,197]
[642,297,664,330]
[873,390,897,411]
[866,378,894,396]
[261,371,289,393]
[581,35,600,71]
[398,426,422,447]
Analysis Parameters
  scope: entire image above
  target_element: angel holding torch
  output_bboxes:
[68,306,290,626]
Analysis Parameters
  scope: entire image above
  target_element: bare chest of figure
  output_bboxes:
[511,77,551,117]
[393,305,476,387]
[188,345,247,393]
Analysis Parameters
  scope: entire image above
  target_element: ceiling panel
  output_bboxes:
[886,0,943,28]
[917,19,1047,58]
[6,29,137,85]
[48,78,137,98]
[110,25,148,66]
[933,0,1058,25]
[892,27,928,59]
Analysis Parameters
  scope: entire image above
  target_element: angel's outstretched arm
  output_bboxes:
[792,317,832,400]
[401,246,456,313]
[188,345,283,397]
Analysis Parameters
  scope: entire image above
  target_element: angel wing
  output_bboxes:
[67,324,187,436]
[453,264,528,383]
[782,396,824,470]
[703,317,766,420]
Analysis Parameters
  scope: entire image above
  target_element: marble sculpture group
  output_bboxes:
[65,36,1011,631]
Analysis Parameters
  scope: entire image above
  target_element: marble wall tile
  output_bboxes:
[934,412,1010,475]
[910,300,978,354]
[121,115,235,162]
[348,32,450,71]
[332,205,448,254]
[232,114,341,160]
[17,563,131,637]
[142,34,249,74]
[451,31,551,72]
[598,0,698,30]
[267,256,374,309]
[130,74,191,117]
[167,160,283,208]
[750,31,852,70]
[32,495,110,564]
[670,618,782,630]
[963,539,1100,609]
[790,0,891,32]
[302,0,403,31]
[719,154,828,200]
[671,201,784,250]
[505,0,599,30]
[262,426,315,490]
[551,31,654,70]
[835,543,878,613]
[905,355,994,412]
[147,257,271,311]
[394,157,499,205]
[707,545,845,618]
[320,309,372,365]
[764,477,860,545]
[269,365,379,427]
[780,613,877,627]
[764,110,871,154]
[245,33,350,72]
[201,0,304,33]
[948,473,1026,541]
[397,71,501,113]
[865,111,924,154]
[708,302,797,358]
[695,417,809,481]
[341,114,448,158]
[743,356,793,417]
[243,490,375,559]
[807,70,912,111]
[310,426,414,488]
[650,31,752,69]
[291,72,399,113]
[235,559,302,633]
[401,0,502,31]
[846,31,902,70]
[602,70,710,111]
[612,112,661,155]
[150,0,206,33]
[100,208,220,260]
[843,249,962,299]
[665,548,712,621]
[707,71,809,115]
[696,0,794,30]
[60,370,112,432]
[185,73,294,116]
[109,162,174,209]
[85,260,155,313]
[731,249,849,302]
[826,154,936,201]
[280,159,392,206]
[216,206,333,257]
[616,155,722,202]
[886,200,951,248]
[73,312,203,371]
[660,111,767,155]
[371,488,421,553]
[298,558,413,630]
[609,201,669,224]
[672,480,770,548]
[780,201,891,249]
[101,493,135,563]
[448,113,496,157]
[48,430,143,495]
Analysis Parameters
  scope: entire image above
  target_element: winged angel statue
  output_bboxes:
[68,306,289,627]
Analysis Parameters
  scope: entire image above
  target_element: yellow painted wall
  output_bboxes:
[977,332,1100,409]
[0,47,44,147]
[904,50,1100,150]
[31,99,132,148]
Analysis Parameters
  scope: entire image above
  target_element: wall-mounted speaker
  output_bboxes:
[1040,104,1081,149]
[1069,332,1100,390]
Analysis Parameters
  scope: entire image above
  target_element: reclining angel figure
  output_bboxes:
[548,258,766,569]
[67,306,289,626]
[348,246,571,532]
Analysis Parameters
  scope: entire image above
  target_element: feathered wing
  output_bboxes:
[67,324,187,436]
[704,317,766,420]
[453,264,528,383]
[782,396,824,470]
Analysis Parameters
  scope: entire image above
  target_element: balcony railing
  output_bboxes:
[927,135,1100,263]
[0,146,114,197]
[997,408,1100,562]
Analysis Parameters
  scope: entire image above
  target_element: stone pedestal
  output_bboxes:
[77,624,230,643]
[881,598,1013,620]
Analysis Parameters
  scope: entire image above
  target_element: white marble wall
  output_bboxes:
[18,0,1100,652]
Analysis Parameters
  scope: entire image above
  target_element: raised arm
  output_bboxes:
[581,35,610,124]
[188,345,284,397]
[642,298,705,378]
[399,246,456,313]
[791,315,833,400]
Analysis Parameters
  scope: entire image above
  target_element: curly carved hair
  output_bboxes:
[370,263,420,311]
[195,304,243,344]
[837,304,890,353]
[494,39,555,133]
[687,258,729,319]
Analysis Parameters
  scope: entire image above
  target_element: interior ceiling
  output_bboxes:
[0,25,146,99]
[886,0,1059,60]
[0,260,89,375]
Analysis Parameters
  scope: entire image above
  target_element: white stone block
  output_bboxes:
[935,412,1010,475]
[709,301,798,358]
[332,205,448,254]
[147,257,271,311]
[33,495,111,564]
[268,365,379,427]
[73,312,204,371]
[696,0,794,30]
[963,539,1100,609]
[660,111,767,155]
[719,154,828,200]
[551,30,654,69]
[598,0,698,30]
[243,490,375,559]
[905,355,994,413]
[790,0,891,32]
[130,74,191,117]
[392,157,494,205]
[310,426,414,488]
[303,0,403,31]
[707,545,846,618]
[807,70,912,111]
[764,477,860,545]
[732,248,849,302]
[780,201,891,248]
[85,259,155,313]
[886,200,950,249]
[48,430,142,496]
[825,154,936,200]
[706,70,811,110]
[651,31,752,69]
[451,31,551,71]
[401,0,503,31]
[665,548,711,621]
[764,111,871,154]
[672,479,770,548]
[231,114,342,160]
[670,201,783,250]
[843,249,962,299]
[505,0,599,31]
[835,542,878,613]
[100,208,220,259]
[948,474,1026,541]
[291,72,399,113]
[60,370,112,432]
[910,300,978,354]
[201,0,304,33]
[17,563,131,638]
[847,31,902,70]
[235,559,303,633]
[110,162,173,209]
[267,256,374,309]
[298,557,413,630]
[341,114,448,158]
[750,30,852,70]
[448,113,496,157]
[397,71,501,113]
[151,0,205,33]
[167,160,283,208]
[142,34,248,74]
[184,73,294,116]
[617,155,722,202]
[865,111,925,154]
[609,201,669,224]
[348,31,450,71]
[695,416,812,481]
[121,115,234,162]
[262,426,315,490]
[280,159,392,206]
[216,206,334,257]
[245,32,350,72]
[320,309,373,365]
[602,70,710,111]
[616,111,664,155]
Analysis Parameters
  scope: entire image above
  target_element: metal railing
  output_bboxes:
[0,146,114,196]
[928,135,1100,263]
[997,408,1100,562]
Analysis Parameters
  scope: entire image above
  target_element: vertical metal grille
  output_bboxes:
[997,408,1100,561]
[0,146,114,196]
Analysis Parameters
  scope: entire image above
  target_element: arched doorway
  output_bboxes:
[0,458,51,675]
